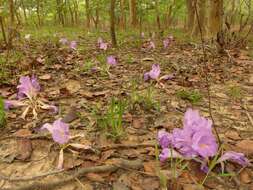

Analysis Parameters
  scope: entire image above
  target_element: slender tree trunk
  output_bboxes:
[129,0,137,27]
[209,0,223,36]
[21,0,27,22]
[192,0,207,36]
[186,0,195,33]
[8,0,15,48]
[154,0,161,33]
[0,16,7,46]
[36,0,41,26]
[85,0,90,28]
[110,0,117,47]
[120,0,126,29]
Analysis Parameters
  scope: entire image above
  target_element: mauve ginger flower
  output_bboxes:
[41,119,70,144]
[69,41,77,50]
[107,56,117,66]
[191,131,218,158]
[159,148,170,162]
[99,42,108,50]
[17,75,40,99]
[141,32,145,38]
[163,38,170,49]
[144,64,161,81]
[148,41,155,49]
[59,38,68,45]
[158,130,172,149]
[4,100,25,110]
[97,37,103,44]
[217,151,250,167]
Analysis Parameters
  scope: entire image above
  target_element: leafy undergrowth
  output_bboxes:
[0,29,253,190]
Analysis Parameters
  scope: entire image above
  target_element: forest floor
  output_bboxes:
[0,28,253,190]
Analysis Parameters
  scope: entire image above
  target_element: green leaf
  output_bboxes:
[0,97,6,127]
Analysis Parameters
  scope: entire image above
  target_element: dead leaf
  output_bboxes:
[143,161,158,174]
[141,178,159,190]
[16,138,32,161]
[39,74,51,80]
[113,182,130,190]
[225,130,241,140]
[236,140,253,155]
[62,107,78,123]
[132,117,144,129]
[93,90,110,97]
[86,173,105,183]
[240,169,252,184]
[65,80,81,94]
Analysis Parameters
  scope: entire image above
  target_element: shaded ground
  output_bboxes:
[0,30,253,190]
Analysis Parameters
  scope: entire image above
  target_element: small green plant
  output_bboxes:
[82,60,94,72]
[129,82,160,111]
[0,97,6,127]
[227,86,243,100]
[97,98,126,141]
[176,89,202,104]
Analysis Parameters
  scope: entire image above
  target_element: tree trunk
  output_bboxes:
[8,0,15,48]
[186,0,195,33]
[120,0,126,29]
[192,0,207,36]
[129,0,137,27]
[209,0,223,36]
[85,0,90,28]
[0,16,7,46]
[36,0,41,26]
[154,0,161,33]
[110,0,117,47]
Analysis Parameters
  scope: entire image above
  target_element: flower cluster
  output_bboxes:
[107,55,117,66]
[41,119,70,144]
[163,35,173,49]
[59,38,77,50]
[158,108,250,168]
[144,64,161,81]
[4,75,57,119]
[158,109,218,161]
[97,37,108,50]
[144,64,174,82]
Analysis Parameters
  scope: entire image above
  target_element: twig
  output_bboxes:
[100,142,155,151]
[242,102,253,127]
[0,159,143,190]
[193,2,221,145]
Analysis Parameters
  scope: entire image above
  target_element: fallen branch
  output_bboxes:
[0,159,143,190]
[100,142,155,151]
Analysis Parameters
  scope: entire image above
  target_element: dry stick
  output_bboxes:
[193,2,221,145]
[0,159,143,190]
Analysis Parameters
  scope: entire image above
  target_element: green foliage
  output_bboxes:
[176,89,202,105]
[227,86,243,100]
[0,97,6,128]
[129,81,160,111]
[81,60,94,73]
[97,98,126,141]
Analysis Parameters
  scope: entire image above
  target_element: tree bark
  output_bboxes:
[0,16,7,46]
[186,0,195,33]
[110,0,117,47]
[209,0,223,36]
[85,0,90,28]
[129,0,137,27]
[192,0,207,36]
[120,0,126,29]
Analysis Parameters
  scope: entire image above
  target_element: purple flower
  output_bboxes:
[99,42,108,50]
[148,41,155,49]
[149,64,160,79]
[158,130,172,149]
[17,75,40,99]
[172,128,197,157]
[217,151,250,167]
[141,32,145,38]
[59,38,68,45]
[107,56,117,66]
[4,100,13,110]
[159,148,170,162]
[183,108,213,134]
[163,38,170,49]
[144,64,161,81]
[69,41,77,50]
[41,119,70,144]
[191,131,218,158]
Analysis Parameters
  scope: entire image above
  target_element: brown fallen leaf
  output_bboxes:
[62,106,78,123]
[143,161,159,174]
[225,130,241,140]
[65,80,81,94]
[236,140,253,155]
[16,138,33,161]
[240,169,252,184]
[39,74,52,80]
[86,173,105,183]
